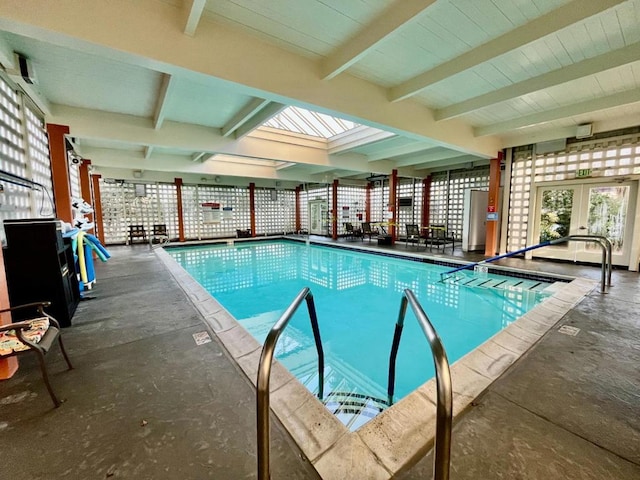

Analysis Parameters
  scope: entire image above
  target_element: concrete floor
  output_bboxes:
[0,238,638,479]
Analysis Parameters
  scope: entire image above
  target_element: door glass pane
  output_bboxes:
[586,186,629,252]
[539,189,573,243]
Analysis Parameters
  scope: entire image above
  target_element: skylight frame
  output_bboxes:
[263,106,360,139]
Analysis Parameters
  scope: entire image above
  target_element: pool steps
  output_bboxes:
[445,274,550,292]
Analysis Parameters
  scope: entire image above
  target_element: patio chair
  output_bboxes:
[0,301,73,407]
[128,224,147,245]
[405,224,422,249]
[426,224,457,253]
[361,222,378,242]
[150,224,170,246]
[343,222,362,241]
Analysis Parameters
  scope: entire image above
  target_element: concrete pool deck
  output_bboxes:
[0,239,638,479]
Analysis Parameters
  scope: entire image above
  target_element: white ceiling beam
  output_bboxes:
[0,0,500,158]
[183,0,207,37]
[327,126,396,154]
[221,97,270,137]
[437,42,640,121]
[389,0,626,102]
[393,147,474,167]
[53,104,372,170]
[144,146,153,159]
[153,73,176,130]
[502,113,640,148]
[320,0,437,80]
[367,141,439,162]
[475,88,640,137]
[234,102,286,139]
[413,154,487,171]
[85,147,357,184]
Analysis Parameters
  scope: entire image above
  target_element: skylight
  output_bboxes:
[263,106,359,139]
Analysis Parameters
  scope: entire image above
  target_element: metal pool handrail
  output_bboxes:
[256,287,325,480]
[387,289,453,480]
[557,235,612,293]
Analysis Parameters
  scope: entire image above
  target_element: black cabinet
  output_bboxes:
[3,219,80,327]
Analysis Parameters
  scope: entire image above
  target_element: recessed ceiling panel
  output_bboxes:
[2,32,161,117]
[165,77,254,128]
[205,0,389,59]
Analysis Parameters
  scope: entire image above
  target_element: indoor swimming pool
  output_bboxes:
[168,240,554,429]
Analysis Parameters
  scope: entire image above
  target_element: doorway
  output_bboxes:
[532,181,637,266]
[309,200,328,235]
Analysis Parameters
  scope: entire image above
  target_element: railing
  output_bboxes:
[557,235,612,293]
[441,235,613,294]
[256,287,324,480]
[387,289,453,480]
[440,238,567,279]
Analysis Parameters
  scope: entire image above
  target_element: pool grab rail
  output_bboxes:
[256,287,325,480]
[440,235,612,293]
[439,238,567,279]
[387,289,453,480]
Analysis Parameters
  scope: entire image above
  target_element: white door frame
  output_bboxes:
[526,178,640,269]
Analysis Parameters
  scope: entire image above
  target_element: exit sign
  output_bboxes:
[576,168,592,178]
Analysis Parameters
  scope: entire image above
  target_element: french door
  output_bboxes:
[532,181,637,266]
[309,200,328,235]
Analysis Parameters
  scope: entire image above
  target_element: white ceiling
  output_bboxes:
[0,0,639,186]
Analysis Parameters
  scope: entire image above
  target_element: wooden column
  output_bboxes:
[365,183,372,222]
[422,175,432,228]
[249,183,256,237]
[46,123,73,223]
[295,186,301,233]
[79,159,94,224]
[175,178,185,242]
[332,179,338,240]
[390,169,398,243]
[90,174,105,245]
[0,247,18,379]
[485,152,503,256]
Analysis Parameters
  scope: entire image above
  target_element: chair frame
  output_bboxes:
[0,301,73,407]
[343,222,362,241]
[405,224,423,249]
[361,222,378,242]
[425,225,457,253]
[149,223,170,247]
[128,224,147,245]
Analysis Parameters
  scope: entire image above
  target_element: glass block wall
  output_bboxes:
[0,74,53,244]
[255,188,295,235]
[429,167,490,237]
[336,185,366,235]
[506,131,640,253]
[396,178,424,235]
[370,181,389,223]
[24,102,53,217]
[99,180,180,244]
[184,185,251,240]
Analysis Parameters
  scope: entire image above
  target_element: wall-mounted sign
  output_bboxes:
[576,168,592,178]
[487,205,496,213]
[486,212,499,221]
[202,202,221,224]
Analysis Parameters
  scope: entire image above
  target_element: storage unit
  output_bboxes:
[462,189,488,252]
[3,219,80,327]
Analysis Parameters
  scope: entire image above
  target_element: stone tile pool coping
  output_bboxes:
[155,243,597,480]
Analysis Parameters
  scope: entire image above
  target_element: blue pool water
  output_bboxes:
[169,240,550,425]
